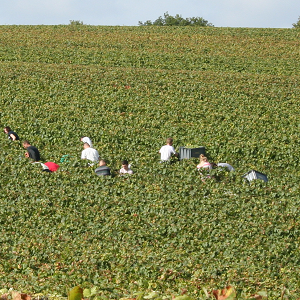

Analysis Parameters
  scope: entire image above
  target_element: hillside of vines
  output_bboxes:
[1,25,300,299]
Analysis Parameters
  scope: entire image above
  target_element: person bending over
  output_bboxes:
[23,140,40,162]
[81,142,99,165]
[197,154,212,170]
[4,126,19,141]
[95,159,111,176]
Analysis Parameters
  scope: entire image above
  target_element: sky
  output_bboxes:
[0,0,299,28]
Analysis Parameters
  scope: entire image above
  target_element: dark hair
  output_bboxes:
[211,162,218,168]
[122,160,129,165]
[23,140,31,145]
[4,126,11,131]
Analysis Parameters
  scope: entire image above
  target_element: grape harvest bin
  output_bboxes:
[179,146,206,160]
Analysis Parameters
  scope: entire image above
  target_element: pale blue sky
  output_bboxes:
[0,0,299,28]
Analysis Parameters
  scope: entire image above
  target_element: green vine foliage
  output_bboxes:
[0,26,300,299]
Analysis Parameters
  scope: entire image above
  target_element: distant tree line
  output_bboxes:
[69,20,85,26]
[138,12,213,27]
[292,17,300,28]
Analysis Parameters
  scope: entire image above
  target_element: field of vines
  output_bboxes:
[1,25,300,299]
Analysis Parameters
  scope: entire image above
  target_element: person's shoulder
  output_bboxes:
[92,148,99,156]
[28,145,37,150]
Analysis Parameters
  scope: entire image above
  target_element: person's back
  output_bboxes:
[159,137,177,161]
[95,160,111,176]
[27,145,40,162]
[81,143,99,163]
[23,141,40,162]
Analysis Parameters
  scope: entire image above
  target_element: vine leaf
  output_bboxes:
[212,286,235,300]
[68,286,83,300]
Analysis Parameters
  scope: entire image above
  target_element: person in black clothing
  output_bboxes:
[4,126,20,141]
[95,159,111,176]
[23,140,40,162]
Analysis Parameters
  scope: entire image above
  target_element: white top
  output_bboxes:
[217,163,235,172]
[81,147,99,162]
[197,162,212,170]
[82,137,93,148]
[119,167,133,175]
[159,145,176,161]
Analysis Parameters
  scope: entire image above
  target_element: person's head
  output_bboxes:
[99,159,106,166]
[4,126,11,134]
[22,140,31,149]
[122,160,129,170]
[166,137,173,145]
[80,136,85,141]
[199,154,205,161]
[83,142,90,149]
[211,162,217,168]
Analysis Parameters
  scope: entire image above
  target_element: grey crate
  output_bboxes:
[179,146,206,160]
[243,170,268,182]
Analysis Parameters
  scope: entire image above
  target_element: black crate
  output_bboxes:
[243,170,268,183]
[179,146,206,160]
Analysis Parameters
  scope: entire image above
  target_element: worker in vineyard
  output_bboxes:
[119,160,133,175]
[80,136,93,148]
[81,142,99,165]
[159,137,178,162]
[197,154,212,170]
[4,126,20,141]
[23,140,41,162]
[95,159,111,176]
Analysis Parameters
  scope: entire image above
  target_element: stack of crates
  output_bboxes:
[179,146,206,160]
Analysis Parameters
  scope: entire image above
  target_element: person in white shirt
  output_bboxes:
[119,160,133,175]
[159,137,178,162]
[81,143,99,165]
[80,136,93,148]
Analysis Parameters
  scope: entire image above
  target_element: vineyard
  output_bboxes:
[1,25,300,299]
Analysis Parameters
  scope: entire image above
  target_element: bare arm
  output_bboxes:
[10,134,16,141]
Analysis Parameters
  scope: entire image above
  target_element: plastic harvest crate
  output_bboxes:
[242,170,268,182]
[179,146,206,160]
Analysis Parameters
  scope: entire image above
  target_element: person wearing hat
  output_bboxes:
[80,136,93,148]
[81,142,99,165]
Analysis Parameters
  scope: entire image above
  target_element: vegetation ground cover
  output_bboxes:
[1,25,300,299]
